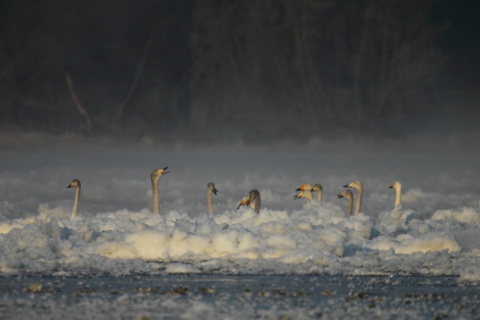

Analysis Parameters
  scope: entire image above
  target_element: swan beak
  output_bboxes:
[343,184,349,188]
[67,185,72,188]
[237,198,247,209]
[388,185,393,189]
[157,167,169,175]
[213,189,218,195]
[337,194,344,198]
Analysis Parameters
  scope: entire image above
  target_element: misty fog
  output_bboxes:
[0,1,478,218]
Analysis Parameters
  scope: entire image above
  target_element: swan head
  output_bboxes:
[389,181,402,191]
[238,190,260,209]
[237,196,249,209]
[207,182,218,195]
[296,184,312,191]
[294,190,312,201]
[311,184,323,192]
[337,190,353,200]
[67,179,81,189]
[344,180,363,190]
[151,167,169,180]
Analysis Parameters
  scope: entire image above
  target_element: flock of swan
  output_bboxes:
[67,166,403,217]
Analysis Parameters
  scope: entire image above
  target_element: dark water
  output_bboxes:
[0,274,479,319]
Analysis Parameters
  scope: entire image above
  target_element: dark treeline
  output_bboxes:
[0,0,471,143]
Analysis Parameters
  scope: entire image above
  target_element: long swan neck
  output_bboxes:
[72,187,80,217]
[152,177,160,214]
[317,190,323,202]
[306,191,313,202]
[347,195,354,215]
[250,190,261,214]
[355,185,363,214]
[395,185,402,207]
[207,189,213,215]
[254,194,261,214]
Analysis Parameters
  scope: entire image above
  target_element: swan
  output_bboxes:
[389,181,402,207]
[343,180,363,214]
[207,182,218,215]
[294,190,313,202]
[151,167,169,214]
[237,189,261,214]
[296,183,323,201]
[67,179,81,217]
[337,190,354,215]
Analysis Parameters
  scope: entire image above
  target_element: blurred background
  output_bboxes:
[0,0,478,145]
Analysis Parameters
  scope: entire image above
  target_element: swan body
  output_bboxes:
[294,190,313,202]
[67,179,81,217]
[344,180,363,214]
[337,190,354,215]
[389,181,402,207]
[151,167,169,214]
[238,190,261,214]
[207,182,218,215]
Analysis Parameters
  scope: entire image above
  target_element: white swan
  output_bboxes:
[151,167,169,214]
[344,180,363,214]
[294,190,313,202]
[337,190,354,215]
[296,183,323,201]
[67,179,81,217]
[237,189,261,214]
[207,182,218,215]
[389,181,402,208]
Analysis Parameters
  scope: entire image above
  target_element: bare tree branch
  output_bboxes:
[114,31,153,123]
[65,71,93,136]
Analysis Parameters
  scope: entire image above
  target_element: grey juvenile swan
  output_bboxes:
[237,189,261,214]
[67,179,81,217]
[344,180,363,214]
[207,182,218,215]
[337,190,354,215]
[151,167,169,214]
[389,181,402,208]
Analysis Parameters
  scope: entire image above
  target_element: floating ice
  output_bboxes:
[0,201,478,277]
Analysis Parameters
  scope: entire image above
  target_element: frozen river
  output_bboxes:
[0,134,479,318]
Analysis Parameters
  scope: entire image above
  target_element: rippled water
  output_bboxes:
[1,274,479,319]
